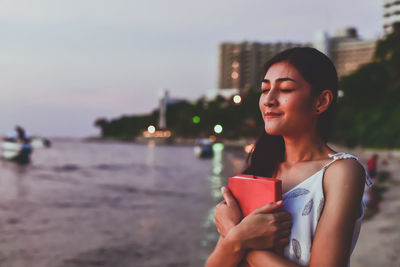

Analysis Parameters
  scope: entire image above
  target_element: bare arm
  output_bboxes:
[247,250,305,267]
[205,234,246,267]
[309,158,365,266]
[206,187,292,267]
[246,158,365,266]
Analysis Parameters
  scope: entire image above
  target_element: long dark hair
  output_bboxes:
[244,47,339,177]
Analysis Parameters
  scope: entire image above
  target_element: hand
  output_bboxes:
[214,186,243,238]
[232,200,292,250]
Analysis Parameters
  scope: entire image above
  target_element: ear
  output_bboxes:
[314,89,333,115]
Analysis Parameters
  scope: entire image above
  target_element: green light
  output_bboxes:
[212,143,224,152]
[192,116,200,124]
[214,124,223,134]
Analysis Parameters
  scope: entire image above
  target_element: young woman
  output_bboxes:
[206,47,372,267]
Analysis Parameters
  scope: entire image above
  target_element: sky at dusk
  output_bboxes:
[0,0,383,137]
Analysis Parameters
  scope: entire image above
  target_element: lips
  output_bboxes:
[265,112,282,119]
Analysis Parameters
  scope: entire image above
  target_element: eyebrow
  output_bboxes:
[262,78,296,83]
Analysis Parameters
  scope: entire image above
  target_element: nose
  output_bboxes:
[263,89,279,107]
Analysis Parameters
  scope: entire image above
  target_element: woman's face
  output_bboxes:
[259,61,317,137]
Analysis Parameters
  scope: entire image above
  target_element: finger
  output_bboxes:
[272,211,292,223]
[277,220,292,231]
[221,186,235,206]
[217,199,227,205]
[252,200,283,214]
[277,229,291,238]
[215,200,225,208]
[277,237,290,247]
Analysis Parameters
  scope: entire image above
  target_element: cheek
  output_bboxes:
[279,96,297,112]
[284,95,311,112]
[259,95,265,112]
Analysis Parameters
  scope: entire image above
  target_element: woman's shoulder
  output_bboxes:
[323,154,366,195]
[326,155,365,175]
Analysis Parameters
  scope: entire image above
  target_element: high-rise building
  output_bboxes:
[327,28,377,77]
[383,0,400,33]
[218,42,310,90]
[314,30,330,56]
[218,27,378,89]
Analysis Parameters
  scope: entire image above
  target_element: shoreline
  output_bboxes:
[84,137,400,154]
[350,149,400,267]
[84,136,253,149]
[349,149,400,266]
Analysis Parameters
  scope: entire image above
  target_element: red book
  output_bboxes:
[228,174,282,217]
[228,174,282,267]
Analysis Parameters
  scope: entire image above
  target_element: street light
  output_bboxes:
[233,95,242,104]
[214,124,223,134]
[147,125,156,134]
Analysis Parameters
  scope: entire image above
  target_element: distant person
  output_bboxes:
[3,126,28,143]
[206,47,372,266]
[364,154,379,214]
[15,125,29,143]
[367,154,378,181]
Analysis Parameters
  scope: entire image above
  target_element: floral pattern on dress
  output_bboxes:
[302,199,314,216]
[285,188,310,200]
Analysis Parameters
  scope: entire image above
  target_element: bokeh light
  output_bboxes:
[233,95,242,104]
[147,125,156,134]
[192,115,200,124]
[214,124,223,134]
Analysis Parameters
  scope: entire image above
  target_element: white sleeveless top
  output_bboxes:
[282,152,373,266]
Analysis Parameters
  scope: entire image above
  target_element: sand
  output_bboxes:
[349,149,400,267]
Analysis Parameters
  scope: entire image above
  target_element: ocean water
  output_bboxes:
[0,139,246,267]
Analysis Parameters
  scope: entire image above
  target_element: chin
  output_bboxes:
[264,126,282,136]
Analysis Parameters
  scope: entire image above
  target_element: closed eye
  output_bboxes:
[261,89,293,94]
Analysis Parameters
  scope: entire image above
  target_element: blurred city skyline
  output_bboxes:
[1,0,382,137]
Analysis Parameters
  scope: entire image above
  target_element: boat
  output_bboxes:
[1,141,32,164]
[1,136,50,164]
[194,138,214,158]
[30,137,51,148]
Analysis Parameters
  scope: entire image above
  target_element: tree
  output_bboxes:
[332,30,400,148]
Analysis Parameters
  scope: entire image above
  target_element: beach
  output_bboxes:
[350,149,400,267]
